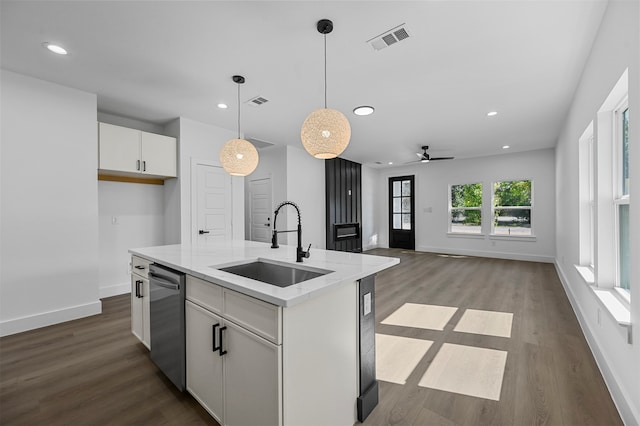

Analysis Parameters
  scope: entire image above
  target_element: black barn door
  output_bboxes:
[389,176,415,250]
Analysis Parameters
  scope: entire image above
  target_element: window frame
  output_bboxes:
[490,179,534,237]
[613,97,629,294]
[448,182,483,235]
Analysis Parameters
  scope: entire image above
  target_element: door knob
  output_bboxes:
[264,223,271,227]
[199,230,210,235]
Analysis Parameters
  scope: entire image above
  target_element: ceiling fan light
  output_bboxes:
[220,138,259,176]
[301,108,351,159]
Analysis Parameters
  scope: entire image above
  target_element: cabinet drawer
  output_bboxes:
[131,256,152,279]
[224,289,281,345]
[186,276,223,314]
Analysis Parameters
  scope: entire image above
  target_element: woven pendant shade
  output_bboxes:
[218,75,259,176]
[301,108,351,159]
[219,138,259,176]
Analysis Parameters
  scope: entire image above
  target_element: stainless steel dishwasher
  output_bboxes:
[148,263,185,391]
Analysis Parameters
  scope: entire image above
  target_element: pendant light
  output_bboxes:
[300,19,351,159]
[219,75,259,176]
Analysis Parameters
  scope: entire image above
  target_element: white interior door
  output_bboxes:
[193,163,232,243]
[249,177,272,243]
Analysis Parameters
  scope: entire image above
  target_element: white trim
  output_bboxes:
[416,245,554,263]
[574,264,595,285]
[446,232,485,239]
[554,261,638,425]
[99,281,130,298]
[489,234,537,242]
[0,301,102,337]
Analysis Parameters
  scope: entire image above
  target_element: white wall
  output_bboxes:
[177,117,244,243]
[243,145,326,250]
[374,149,556,262]
[286,145,325,249]
[244,145,288,240]
[98,181,165,297]
[361,165,379,251]
[96,112,171,297]
[554,0,639,423]
[0,70,101,336]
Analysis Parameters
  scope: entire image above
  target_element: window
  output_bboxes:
[392,179,412,230]
[449,183,482,234]
[492,180,532,236]
[578,123,595,268]
[615,103,629,291]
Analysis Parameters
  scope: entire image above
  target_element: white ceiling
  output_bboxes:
[1,1,607,166]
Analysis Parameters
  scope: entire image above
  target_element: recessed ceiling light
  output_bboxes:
[217,103,228,109]
[487,111,498,117]
[42,42,67,55]
[502,145,510,149]
[353,106,375,116]
[388,161,393,165]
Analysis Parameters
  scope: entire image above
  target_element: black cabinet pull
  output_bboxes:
[136,159,140,171]
[219,326,227,356]
[134,265,145,270]
[198,230,210,235]
[143,161,146,172]
[212,323,220,352]
[135,280,142,298]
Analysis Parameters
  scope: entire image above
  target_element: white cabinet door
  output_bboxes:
[131,276,151,349]
[99,122,140,173]
[223,320,282,426]
[186,301,224,424]
[131,276,144,342]
[141,131,176,177]
[141,278,150,349]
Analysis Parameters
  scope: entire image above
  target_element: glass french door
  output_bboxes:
[389,176,415,250]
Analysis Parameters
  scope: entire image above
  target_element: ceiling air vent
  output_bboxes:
[246,96,269,107]
[367,24,410,51]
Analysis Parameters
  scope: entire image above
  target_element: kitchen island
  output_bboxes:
[130,240,398,426]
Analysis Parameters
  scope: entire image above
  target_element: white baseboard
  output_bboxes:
[362,243,379,252]
[0,301,102,337]
[99,281,130,299]
[554,261,639,426]
[416,245,555,263]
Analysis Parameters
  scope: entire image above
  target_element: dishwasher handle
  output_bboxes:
[149,273,180,291]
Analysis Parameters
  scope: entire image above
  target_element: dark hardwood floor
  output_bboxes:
[0,249,621,425]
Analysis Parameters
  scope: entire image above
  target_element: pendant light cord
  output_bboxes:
[324,33,327,109]
[237,82,241,139]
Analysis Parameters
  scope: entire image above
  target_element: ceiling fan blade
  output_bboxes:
[429,157,455,161]
[415,152,424,159]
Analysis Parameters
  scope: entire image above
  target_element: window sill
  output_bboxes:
[447,232,485,239]
[574,265,631,332]
[489,234,536,242]
[591,287,631,327]
[574,265,595,285]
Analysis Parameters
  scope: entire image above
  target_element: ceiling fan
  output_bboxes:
[411,146,455,163]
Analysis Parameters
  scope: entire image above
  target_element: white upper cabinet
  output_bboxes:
[99,122,177,178]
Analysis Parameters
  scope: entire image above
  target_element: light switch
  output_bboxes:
[363,292,372,316]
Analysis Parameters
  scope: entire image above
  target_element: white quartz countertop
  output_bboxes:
[130,240,399,307]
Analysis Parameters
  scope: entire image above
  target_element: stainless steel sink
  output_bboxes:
[217,260,333,288]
